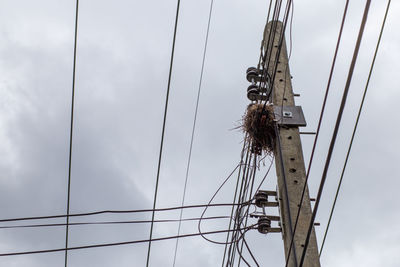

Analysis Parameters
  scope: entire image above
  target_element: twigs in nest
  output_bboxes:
[243,104,275,155]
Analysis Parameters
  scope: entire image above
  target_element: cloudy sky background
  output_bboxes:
[0,0,399,266]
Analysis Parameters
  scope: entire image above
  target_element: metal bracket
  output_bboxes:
[273,106,307,127]
[249,213,280,221]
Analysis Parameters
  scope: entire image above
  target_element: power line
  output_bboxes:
[319,0,391,256]
[146,0,181,265]
[0,203,245,223]
[237,155,259,266]
[0,215,231,230]
[262,0,284,74]
[265,0,292,102]
[236,232,260,267]
[65,1,79,266]
[299,1,372,265]
[221,142,249,267]
[172,0,214,265]
[284,1,350,265]
[198,163,252,245]
[0,226,255,257]
[225,148,254,266]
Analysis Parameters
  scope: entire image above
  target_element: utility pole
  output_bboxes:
[265,21,321,267]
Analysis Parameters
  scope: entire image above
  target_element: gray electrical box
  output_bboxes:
[273,106,307,127]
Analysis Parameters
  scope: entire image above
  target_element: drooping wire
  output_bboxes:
[0,226,255,257]
[172,0,214,265]
[0,215,231,230]
[284,1,350,266]
[0,203,242,223]
[65,1,79,266]
[299,1,372,265]
[236,231,260,267]
[198,163,252,244]
[319,0,391,256]
[146,0,181,266]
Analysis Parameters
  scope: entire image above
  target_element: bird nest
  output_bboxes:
[242,103,276,155]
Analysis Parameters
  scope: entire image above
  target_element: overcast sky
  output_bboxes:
[0,0,399,266]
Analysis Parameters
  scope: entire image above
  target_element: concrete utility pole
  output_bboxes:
[265,21,321,267]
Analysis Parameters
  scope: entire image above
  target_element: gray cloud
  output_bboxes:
[0,0,399,266]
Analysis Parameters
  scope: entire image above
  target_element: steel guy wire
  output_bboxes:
[146,0,181,266]
[172,0,214,265]
[283,1,350,265]
[319,0,391,256]
[65,1,79,266]
[299,1,372,265]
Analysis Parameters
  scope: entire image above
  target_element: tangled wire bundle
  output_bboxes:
[243,103,275,155]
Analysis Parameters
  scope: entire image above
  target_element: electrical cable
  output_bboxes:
[224,145,251,266]
[227,141,265,266]
[299,1,372,265]
[284,1,350,265]
[262,0,284,72]
[0,203,243,223]
[172,0,214,265]
[225,151,253,266]
[257,0,274,70]
[0,226,254,257]
[237,232,260,267]
[237,155,258,267]
[288,0,294,60]
[0,216,232,230]
[262,0,283,72]
[221,142,249,267]
[65,1,79,266]
[227,152,254,266]
[235,238,252,267]
[319,0,391,256]
[198,163,252,244]
[146,0,181,265]
[265,0,292,102]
